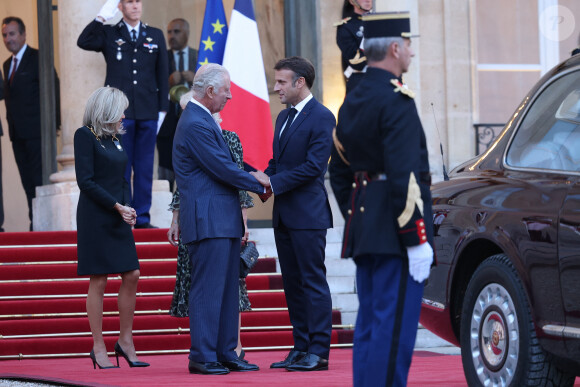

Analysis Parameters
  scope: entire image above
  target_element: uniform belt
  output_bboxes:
[354,171,387,181]
[355,171,431,185]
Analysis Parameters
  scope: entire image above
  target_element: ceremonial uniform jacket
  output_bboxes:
[329,67,433,258]
[335,12,367,75]
[77,20,169,120]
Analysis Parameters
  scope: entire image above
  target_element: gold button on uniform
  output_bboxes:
[352,182,356,189]
[347,209,352,215]
[360,207,365,212]
[362,180,367,186]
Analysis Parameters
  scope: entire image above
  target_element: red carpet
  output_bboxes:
[0,349,456,386]
[1,349,578,386]
[0,230,353,359]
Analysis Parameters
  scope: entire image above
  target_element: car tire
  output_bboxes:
[459,253,575,387]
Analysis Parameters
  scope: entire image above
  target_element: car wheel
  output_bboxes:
[460,254,575,387]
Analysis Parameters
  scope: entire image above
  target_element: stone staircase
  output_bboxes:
[249,226,456,352]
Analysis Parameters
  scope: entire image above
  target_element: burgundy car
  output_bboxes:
[421,54,580,386]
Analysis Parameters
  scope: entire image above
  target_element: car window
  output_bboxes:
[506,69,580,172]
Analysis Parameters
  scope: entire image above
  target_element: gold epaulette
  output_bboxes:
[349,50,367,65]
[333,17,352,27]
[390,79,415,99]
[332,128,350,166]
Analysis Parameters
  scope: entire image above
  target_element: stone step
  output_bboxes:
[414,325,457,351]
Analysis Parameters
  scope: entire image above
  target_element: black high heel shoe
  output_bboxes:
[114,342,150,367]
[89,349,119,369]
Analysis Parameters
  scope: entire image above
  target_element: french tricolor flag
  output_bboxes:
[221,0,273,171]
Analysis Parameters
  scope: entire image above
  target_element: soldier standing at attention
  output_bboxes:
[78,0,169,228]
[329,12,434,387]
[335,0,373,94]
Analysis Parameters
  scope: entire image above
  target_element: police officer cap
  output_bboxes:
[362,11,418,39]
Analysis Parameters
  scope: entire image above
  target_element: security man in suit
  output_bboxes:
[329,12,434,387]
[263,57,335,372]
[78,0,169,228]
[335,0,373,94]
[157,18,198,191]
[2,16,60,230]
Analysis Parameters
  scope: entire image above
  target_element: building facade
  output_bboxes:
[0,0,578,230]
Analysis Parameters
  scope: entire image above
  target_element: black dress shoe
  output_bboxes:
[221,358,259,372]
[134,222,158,229]
[237,349,248,363]
[285,353,328,372]
[270,349,306,369]
[188,360,229,375]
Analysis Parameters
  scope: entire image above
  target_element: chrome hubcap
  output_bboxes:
[469,283,519,387]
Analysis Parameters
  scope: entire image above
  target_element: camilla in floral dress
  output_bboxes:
[169,129,254,317]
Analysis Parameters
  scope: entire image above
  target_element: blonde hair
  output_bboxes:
[83,87,129,137]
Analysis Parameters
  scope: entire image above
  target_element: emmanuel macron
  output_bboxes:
[78,0,169,228]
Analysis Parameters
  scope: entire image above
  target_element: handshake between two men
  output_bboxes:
[249,171,273,202]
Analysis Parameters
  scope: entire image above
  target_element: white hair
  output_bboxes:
[191,63,229,98]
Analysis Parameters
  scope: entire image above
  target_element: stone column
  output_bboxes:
[33,0,171,231]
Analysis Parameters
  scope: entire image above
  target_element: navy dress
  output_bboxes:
[74,126,139,275]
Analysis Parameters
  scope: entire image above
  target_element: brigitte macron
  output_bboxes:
[75,87,149,369]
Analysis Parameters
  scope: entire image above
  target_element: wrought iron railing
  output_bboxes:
[474,123,505,155]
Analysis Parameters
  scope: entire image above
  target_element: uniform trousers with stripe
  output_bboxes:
[353,254,424,387]
[121,118,156,226]
[187,237,239,363]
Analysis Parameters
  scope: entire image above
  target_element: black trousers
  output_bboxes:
[12,137,42,227]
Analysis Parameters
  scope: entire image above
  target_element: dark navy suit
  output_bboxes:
[157,47,198,190]
[265,97,335,360]
[78,20,169,226]
[173,101,263,363]
[3,45,60,227]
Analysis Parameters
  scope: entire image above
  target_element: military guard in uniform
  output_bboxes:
[78,0,169,228]
[335,0,372,94]
[329,12,434,387]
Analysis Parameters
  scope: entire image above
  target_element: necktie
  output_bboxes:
[177,50,184,72]
[9,57,18,85]
[279,108,297,139]
[131,29,137,42]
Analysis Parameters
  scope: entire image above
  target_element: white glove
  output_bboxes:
[157,111,167,135]
[97,0,120,22]
[406,242,433,283]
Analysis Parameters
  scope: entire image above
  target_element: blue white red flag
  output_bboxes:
[221,0,274,171]
[196,0,228,70]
